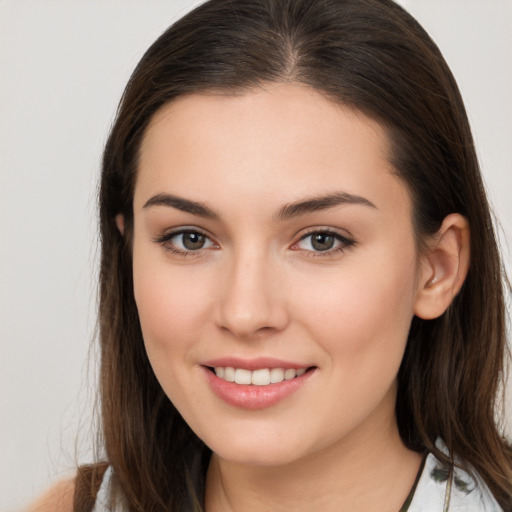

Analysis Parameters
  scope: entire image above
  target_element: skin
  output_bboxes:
[26,478,74,512]
[127,83,468,512]
[29,83,470,512]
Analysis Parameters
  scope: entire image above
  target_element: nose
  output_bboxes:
[215,248,289,338]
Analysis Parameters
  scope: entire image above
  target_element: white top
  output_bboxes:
[405,449,502,511]
[92,449,503,512]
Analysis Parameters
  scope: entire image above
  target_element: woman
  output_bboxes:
[32,0,511,510]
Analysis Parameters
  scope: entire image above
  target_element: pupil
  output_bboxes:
[183,232,205,250]
[312,233,334,251]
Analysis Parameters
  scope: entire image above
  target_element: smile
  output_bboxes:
[213,367,306,385]
[203,364,316,409]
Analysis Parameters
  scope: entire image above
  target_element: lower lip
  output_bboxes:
[202,367,315,410]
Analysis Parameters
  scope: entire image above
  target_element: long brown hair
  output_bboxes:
[81,0,512,510]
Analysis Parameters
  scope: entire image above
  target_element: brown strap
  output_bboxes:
[73,462,109,512]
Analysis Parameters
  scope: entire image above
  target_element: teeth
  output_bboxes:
[270,368,284,383]
[223,367,235,382]
[234,368,252,385]
[214,366,308,386]
[284,369,296,380]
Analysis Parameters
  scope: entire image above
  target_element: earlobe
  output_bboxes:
[115,214,125,235]
[414,213,470,320]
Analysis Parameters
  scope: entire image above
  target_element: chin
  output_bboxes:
[215,447,302,467]
[204,429,315,468]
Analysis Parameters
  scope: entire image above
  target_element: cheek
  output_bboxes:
[293,249,418,362]
[290,250,418,435]
[132,248,213,364]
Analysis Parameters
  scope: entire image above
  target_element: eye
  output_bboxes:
[174,231,211,250]
[293,230,355,254]
[155,229,216,254]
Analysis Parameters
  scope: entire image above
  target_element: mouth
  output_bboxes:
[202,364,317,409]
[206,366,314,386]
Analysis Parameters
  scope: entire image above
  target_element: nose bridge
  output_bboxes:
[217,243,287,337]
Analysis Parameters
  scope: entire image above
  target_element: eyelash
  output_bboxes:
[154,228,356,257]
[292,229,356,257]
[154,228,216,257]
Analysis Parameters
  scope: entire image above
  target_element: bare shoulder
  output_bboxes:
[26,477,75,512]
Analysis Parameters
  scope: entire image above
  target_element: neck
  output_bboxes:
[205,417,422,512]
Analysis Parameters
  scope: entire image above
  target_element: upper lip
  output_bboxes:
[201,357,313,371]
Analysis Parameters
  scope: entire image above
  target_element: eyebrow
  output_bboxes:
[142,191,376,221]
[143,193,220,220]
[276,192,377,220]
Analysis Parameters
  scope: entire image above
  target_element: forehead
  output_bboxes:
[140,83,389,164]
[135,83,410,217]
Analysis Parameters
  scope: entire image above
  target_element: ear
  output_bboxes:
[115,214,125,235]
[414,213,470,320]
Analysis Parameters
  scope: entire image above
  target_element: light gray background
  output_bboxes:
[1,1,511,510]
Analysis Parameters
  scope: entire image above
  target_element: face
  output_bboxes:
[132,83,427,467]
